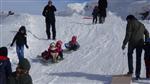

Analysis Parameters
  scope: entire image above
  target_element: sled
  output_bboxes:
[83,16,93,19]
[111,74,132,84]
[36,55,63,65]
[65,43,69,48]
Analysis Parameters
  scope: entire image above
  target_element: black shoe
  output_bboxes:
[126,72,133,76]
[135,76,141,80]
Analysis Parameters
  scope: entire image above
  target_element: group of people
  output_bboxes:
[1,0,150,84]
[0,47,32,84]
[92,0,108,24]
[41,36,80,63]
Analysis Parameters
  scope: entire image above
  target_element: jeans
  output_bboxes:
[127,45,142,77]
[16,46,24,61]
[46,21,56,39]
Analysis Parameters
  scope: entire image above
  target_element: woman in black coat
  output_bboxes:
[98,0,108,23]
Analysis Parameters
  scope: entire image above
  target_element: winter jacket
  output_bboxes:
[8,72,32,84]
[42,5,57,22]
[98,0,107,17]
[68,41,80,51]
[98,0,107,10]
[92,7,99,16]
[123,20,149,47]
[0,56,12,84]
[11,32,28,47]
[0,47,12,84]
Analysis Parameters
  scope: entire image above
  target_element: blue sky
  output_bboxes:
[1,0,90,15]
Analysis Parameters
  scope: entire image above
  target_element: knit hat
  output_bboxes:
[18,58,31,71]
[126,15,137,21]
[56,40,62,47]
[71,36,77,44]
[0,47,8,56]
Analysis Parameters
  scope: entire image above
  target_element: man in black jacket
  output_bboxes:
[98,0,107,23]
[42,0,57,40]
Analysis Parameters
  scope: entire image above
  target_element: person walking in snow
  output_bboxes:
[122,15,149,80]
[8,58,33,84]
[42,0,57,40]
[92,5,99,24]
[0,47,12,84]
[98,0,107,24]
[10,26,29,62]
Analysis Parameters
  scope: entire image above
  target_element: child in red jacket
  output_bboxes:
[48,42,58,63]
[42,42,58,63]
[56,40,64,60]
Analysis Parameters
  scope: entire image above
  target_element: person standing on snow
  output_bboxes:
[10,26,29,62]
[0,47,12,84]
[122,15,149,80]
[92,5,99,24]
[98,0,107,24]
[42,0,57,40]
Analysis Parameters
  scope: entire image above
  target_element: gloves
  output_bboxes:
[26,45,29,49]
[122,44,126,50]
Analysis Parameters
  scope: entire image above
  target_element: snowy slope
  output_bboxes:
[0,12,150,84]
[57,0,150,20]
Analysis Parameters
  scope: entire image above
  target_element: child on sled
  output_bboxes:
[42,42,58,63]
[65,36,80,51]
[41,41,63,63]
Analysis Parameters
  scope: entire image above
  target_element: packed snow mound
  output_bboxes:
[56,2,97,16]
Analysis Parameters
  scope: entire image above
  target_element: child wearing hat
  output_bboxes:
[65,36,80,51]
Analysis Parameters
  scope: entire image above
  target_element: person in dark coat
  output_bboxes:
[10,26,29,62]
[98,0,107,23]
[0,47,12,84]
[144,38,150,78]
[122,15,149,80]
[8,58,32,84]
[92,5,99,24]
[42,0,57,40]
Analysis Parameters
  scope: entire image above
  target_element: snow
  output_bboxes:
[57,0,150,19]
[1,0,150,84]
[1,11,150,84]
